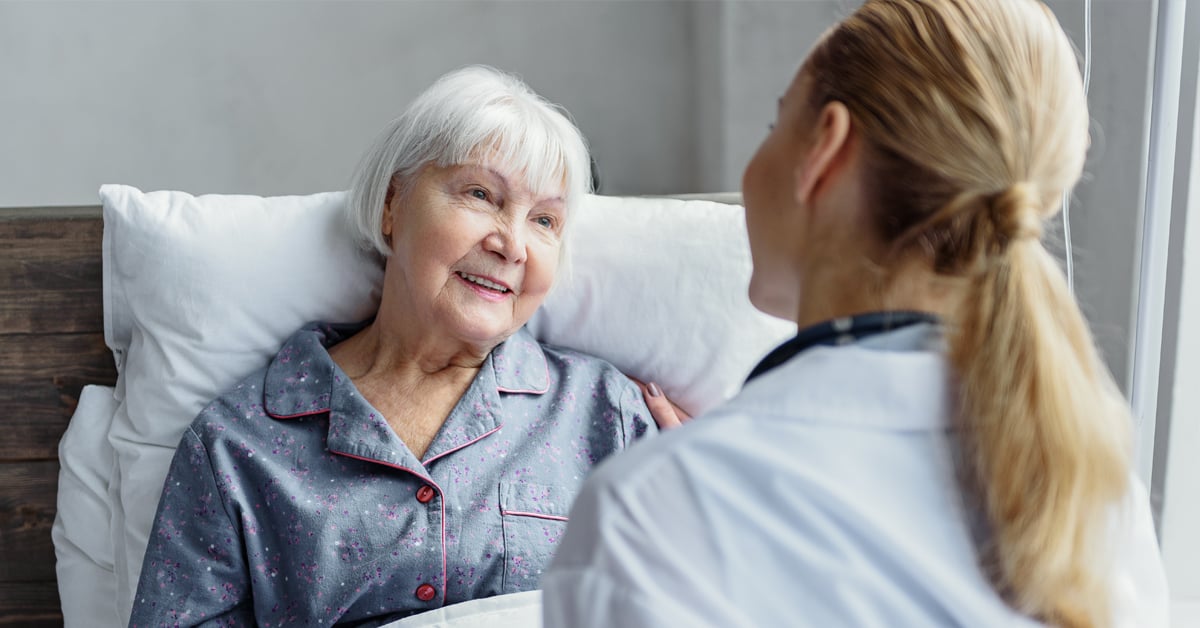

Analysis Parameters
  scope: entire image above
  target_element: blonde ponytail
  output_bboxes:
[949,187,1130,626]
[802,1,1135,624]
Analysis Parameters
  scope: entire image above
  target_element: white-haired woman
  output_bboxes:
[544,1,1168,626]
[129,65,657,627]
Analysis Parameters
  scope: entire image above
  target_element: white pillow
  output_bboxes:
[527,195,793,413]
[99,184,794,623]
[53,384,121,628]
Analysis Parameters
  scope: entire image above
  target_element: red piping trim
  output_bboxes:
[500,509,568,522]
[440,496,447,605]
[330,451,435,485]
[267,408,328,420]
[496,384,548,394]
[423,424,503,466]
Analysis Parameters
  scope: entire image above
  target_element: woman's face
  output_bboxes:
[742,72,813,320]
[382,154,566,349]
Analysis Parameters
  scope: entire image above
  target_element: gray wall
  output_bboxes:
[1045,0,1155,394]
[0,0,1156,389]
[0,0,697,202]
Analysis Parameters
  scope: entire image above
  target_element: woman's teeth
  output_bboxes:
[458,272,509,292]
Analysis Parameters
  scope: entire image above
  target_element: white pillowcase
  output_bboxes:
[98,184,794,623]
[527,194,794,412]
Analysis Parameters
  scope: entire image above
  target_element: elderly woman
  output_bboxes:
[544,1,1167,626]
[129,66,656,627]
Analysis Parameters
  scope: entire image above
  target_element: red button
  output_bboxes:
[415,583,437,602]
[416,485,435,503]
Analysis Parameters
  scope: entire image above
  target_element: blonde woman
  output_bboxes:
[542,1,1168,626]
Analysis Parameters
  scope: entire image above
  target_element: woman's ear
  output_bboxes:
[794,101,852,206]
[381,206,393,239]
[381,181,398,239]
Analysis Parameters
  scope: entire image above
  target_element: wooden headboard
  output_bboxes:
[0,206,116,626]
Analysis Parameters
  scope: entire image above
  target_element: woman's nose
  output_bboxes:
[484,221,528,264]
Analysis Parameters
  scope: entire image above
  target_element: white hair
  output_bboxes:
[347,65,591,269]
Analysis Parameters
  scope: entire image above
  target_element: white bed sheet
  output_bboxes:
[382,591,541,628]
[52,384,120,628]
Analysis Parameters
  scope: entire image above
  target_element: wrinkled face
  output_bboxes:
[742,72,813,319]
[382,154,566,348]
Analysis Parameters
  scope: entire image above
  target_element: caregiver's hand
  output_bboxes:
[631,379,691,429]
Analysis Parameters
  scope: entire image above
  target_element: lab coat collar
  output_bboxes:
[736,339,952,432]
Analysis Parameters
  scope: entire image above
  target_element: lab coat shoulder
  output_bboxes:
[1110,474,1170,627]
[544,411,860,628]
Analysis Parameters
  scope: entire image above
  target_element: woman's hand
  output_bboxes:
[629,378,692,429]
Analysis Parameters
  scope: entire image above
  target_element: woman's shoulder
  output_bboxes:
[540,344,635,390]
[195,320,349,418]
[188,362,274,438]
[505,328,640,396]
[502,334,655,443]
[187,324,335,442]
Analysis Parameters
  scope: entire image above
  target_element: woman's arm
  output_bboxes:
[128,428,253,627]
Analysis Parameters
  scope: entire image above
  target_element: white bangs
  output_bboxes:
[348,66,591,263]
[436,99,588,205]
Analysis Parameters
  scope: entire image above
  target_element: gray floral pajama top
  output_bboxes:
[129,322,654,627]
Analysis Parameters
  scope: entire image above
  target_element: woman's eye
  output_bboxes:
[470,188,489,201]
[535,216,556,230]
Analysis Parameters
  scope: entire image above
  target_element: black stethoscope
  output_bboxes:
[746,311,941,383]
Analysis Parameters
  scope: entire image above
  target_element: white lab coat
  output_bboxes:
[542,325,1168,627]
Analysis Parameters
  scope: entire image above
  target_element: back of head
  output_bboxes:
[805,0,1088,257]
[347,65,591,261]
[804,1,1130,625]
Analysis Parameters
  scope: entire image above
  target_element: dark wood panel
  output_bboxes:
[0,333,116,460]
[0,289,104,336]
[0,461,58,583]
[0,207,104,336]
[0,257,102,291]
[0,581,62,627]
[0,208,105,624]
[0,206,103,263]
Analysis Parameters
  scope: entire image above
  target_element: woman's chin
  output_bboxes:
[444,316,522,348]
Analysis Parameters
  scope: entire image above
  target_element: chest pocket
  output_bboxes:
[499,480,570,594]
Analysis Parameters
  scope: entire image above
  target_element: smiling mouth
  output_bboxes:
[456,271,511,293]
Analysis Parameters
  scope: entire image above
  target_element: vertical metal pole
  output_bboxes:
[1130,0,1187,492]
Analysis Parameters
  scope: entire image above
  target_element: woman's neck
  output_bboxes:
[329,319,484,460]
[793,253,956,330]
[328,317,486,391]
